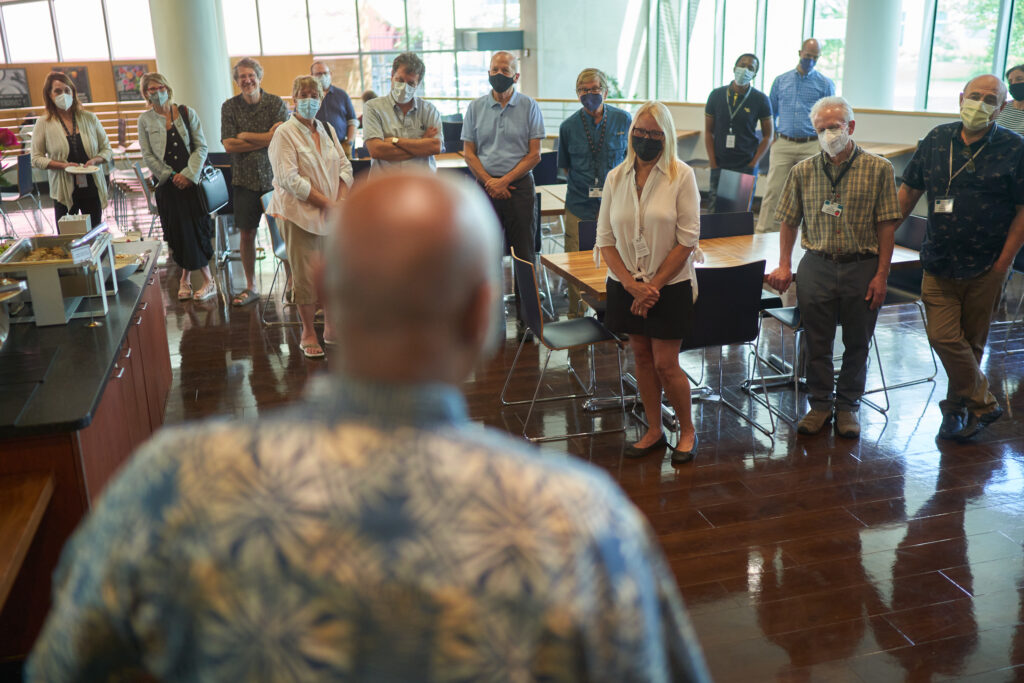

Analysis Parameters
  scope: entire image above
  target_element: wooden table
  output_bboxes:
[546,129,700,141]
[541,233,921,301]
[539,184,567,217]
[435,151,467,168]
[860,142,917,159]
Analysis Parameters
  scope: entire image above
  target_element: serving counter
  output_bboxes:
[0,241,171,658]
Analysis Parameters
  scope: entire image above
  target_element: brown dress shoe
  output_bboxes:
[835,410,861,439]
[797,408,832,435]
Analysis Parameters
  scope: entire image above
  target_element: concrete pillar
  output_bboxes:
[841,0,902,109]
[148,0,233,152]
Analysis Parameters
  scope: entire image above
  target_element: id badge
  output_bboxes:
[934,197,954,214]
[725,134,736,149]
[634,235,651,259]
[75,173,87,189]
[821,199,843,217]
[588,183,602,199]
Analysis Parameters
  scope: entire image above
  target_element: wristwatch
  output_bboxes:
[390,137,399,145]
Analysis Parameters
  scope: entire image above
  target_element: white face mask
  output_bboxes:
[316,74,332,91]
[391,79,416,104]
[733,67,755,86]
[960,98,996,132]
[818,127,849,157]
[54,92,74,111]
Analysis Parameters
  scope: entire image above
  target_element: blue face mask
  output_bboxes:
[580,93,603,112]
[296,98,320,119]
[148,90,169,106]
[800,57,817,73]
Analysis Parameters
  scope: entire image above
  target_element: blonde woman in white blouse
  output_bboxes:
[595,100,701,465]
[268,75,353,359]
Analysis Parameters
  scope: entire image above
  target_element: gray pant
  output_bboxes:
[796,252,880,411]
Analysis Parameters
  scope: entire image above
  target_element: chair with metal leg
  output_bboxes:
[500,247,625,442]
[0,154,51,233]
[258,191,299,328]
[132,162,160,238]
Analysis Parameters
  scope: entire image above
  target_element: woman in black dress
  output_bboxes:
[137,72,215,301]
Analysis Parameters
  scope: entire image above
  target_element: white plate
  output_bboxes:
[65,165,100,175]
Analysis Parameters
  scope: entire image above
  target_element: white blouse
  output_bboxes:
[595,159,702,295]
[268,116,353,236]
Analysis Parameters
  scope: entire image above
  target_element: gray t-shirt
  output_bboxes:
[362,94,444,176]
[220,90,289,192]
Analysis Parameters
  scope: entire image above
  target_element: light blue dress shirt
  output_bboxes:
[362,94,444,175]
[769,68,835,138]
[461,89,546,176]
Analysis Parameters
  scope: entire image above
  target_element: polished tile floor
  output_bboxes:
[9,198,1024,680]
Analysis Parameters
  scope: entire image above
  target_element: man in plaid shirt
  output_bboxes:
[766,96,902,439]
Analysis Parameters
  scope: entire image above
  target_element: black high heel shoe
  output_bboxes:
[670,434,698,465]
[623,434,668,458]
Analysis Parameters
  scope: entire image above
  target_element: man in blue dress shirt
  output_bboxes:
[310,60,357,157]
[899,74,1024,442]
[26,173,712,683]
[756,38,835,233]
[462,51,545,338]
[557,68,631,317]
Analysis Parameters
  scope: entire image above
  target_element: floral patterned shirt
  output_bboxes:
[220,89,289,192]
[26,376,710,682]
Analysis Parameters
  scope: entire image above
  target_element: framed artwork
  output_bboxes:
[114,64,146,102]
[54,66,92,103]
[0,68,30,109]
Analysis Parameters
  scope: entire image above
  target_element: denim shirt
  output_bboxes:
[557,104,631,220]
[137,105,208,186]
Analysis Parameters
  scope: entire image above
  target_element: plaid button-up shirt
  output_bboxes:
[775,145,902,254]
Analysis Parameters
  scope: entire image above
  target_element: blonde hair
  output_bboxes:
[139,72,173,105]
[621,101,681,181]
[292,75,324,100]
[575,68,609,93]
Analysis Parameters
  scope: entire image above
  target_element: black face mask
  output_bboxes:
[489,73,515,93]
[1010,82,1024,102]
[631,136,664,162]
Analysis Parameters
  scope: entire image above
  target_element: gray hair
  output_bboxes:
[232,57,264,82]
[809,95,854,125]
[392,52,425,82]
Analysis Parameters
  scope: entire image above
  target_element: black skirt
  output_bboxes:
[604,277,694,340]
[155,182,213,271]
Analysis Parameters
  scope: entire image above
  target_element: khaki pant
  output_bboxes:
[563,208,584,318]
[279,218,324,306]
[921,267,1007,416]
[755,138,819,234]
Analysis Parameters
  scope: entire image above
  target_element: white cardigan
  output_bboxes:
[30,111,113,211]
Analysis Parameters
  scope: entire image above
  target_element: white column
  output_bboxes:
[841,0,902,110]
[148,0,233,152]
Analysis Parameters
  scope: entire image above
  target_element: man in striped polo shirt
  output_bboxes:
[757,38,835,234]
[766,96,901,439]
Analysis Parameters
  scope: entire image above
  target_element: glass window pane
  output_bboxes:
[105,0,156,59]
[258,0,310,55]
[1004,2,1024,74]
[421,52,458,115]
[504,0,520,27]
[54,0,109,61]
[309,0,359,54]
[456,51,491,102]
[317,55,363,96]
[454,0,506,28]
[762,0,805,93]
[685,0,715,101]
[813,0,846,93]
[364,52,400,96]
[4,2,57,63]
[220,0,260,56]
[360,0,407,52]
[721,0,758,87]
[893,0,927,111]
[407,0,454,50]
[927,0,998,111]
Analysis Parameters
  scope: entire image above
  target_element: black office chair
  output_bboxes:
[350,158,371,179]
[441,120,463,153]
[532,150,562,186]
[500,247,625,442]
[699,211,782,311]
[714,169,755,213]
[679,260,776,437]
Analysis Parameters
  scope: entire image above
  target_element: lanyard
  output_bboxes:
[581,113,607,181]
[726,86,753,124]
[946,134,988,194]
[821,147,859,199]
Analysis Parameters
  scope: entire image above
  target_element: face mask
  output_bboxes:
[295,98,320,119]
[316,74,332,91]
[631,135,663,162]
[818,127,849,157]
[734,67,755,86]
[960,98,995,132]
[391,79,416,104]
[148,90,168,107]
[489,73,515,94]
[580,93,603,112]
[800,57,816,73]
[54,92,74,111]
[1010,83,1024,102]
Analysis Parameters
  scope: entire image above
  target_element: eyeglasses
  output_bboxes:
[633,127,665,140]
[576,86,603,95]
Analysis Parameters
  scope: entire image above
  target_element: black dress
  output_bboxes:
[154,123,213,271]
[54,122,103,227]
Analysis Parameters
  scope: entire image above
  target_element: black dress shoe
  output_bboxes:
[951,406,1004,442]
[670,434,698,466]
[937,411,965,440]
[624,434,668,458]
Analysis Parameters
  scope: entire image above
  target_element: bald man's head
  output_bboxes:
[964,74,1007,107]
[327,173,503,382]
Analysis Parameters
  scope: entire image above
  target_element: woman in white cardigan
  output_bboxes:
[30,71,112,228]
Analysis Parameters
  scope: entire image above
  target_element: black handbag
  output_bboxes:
[179,105,229,214]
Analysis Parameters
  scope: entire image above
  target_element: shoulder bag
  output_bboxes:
[179,105,229,214]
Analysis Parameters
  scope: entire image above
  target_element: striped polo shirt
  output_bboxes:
[769,68,836,138]
[996,105,1024,136]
